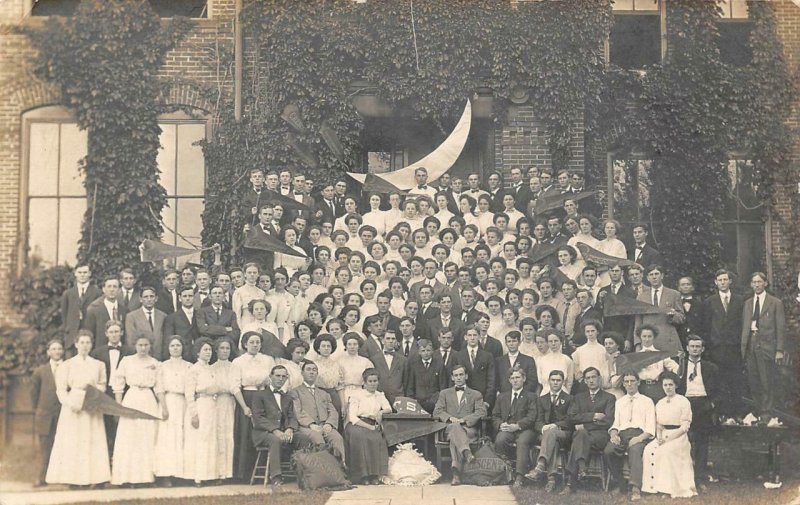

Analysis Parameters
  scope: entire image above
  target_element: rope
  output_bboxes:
[147,204,213,252]
[87,183,98,254]
[410,0,420,73]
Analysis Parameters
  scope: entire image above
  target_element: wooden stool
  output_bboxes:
[249,446,296,486]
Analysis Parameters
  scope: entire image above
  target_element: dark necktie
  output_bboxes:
[146,310,154,331]
[112,305,118,321]
[216,307,222,318]
[511,391,519,410]
[125,290,131,305]
[442,350,449,364]
[652,289,659,308]
[79,286,85,300]
[753,296,761,327]
[405,341,411,357]
[424,361,430,369]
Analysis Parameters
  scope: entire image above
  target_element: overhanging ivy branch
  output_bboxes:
[24,0,190,280]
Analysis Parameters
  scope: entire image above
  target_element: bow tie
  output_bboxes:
[199,291,208,295]
[108,345,121,350]
[455,386,465,392]
[683,296,693,301]
[418,185,427,190]
[294,192,304,196]
[384,350,395,355]
[272,389,284,395]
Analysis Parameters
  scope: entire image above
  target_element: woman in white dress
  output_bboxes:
[567,215,602,259]
[556,245,587,282]
[476,195,495,237]
[383,232,404,262]
[274,226,311,278]
[46,332,110,486]
[603,333,625,399]
[154,336,192,485]
[232,263,266,328]
[184,338,220,486]
[384,192,404,232]
[433,192,454,226]
[111,336,161,486]
[536,330,575,395]
[597,219,627,286]
[311,333,346,419]
[266,268,295,343]
[337,334,374,413]
[239,298,280,348]
[642,372,697,498]
[388,277,409,317]
[277,338,309,391]
[345,368,392,485]
[362,193,387,237]
[211,337,236,481]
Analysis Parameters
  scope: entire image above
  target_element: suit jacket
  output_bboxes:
[124,307,167,360]
[290,383,339,429]
[487,188,507,213]
[404,354,447,405]
[241,186,267,222]
[677,359,720,401]
[196,305,241,342]
[741,292,786,358]
[30,363,61,435]
[411,280,447,303]
[491,389,538,432]
[315,198,337,225]
[243,225,277,273]
[702,291,744,350]
[283,194,316,225]
[433,386,487,427]
[84,298,128,348]
[200,292,233,311]
[359,335,385,362]
[597,285,636,345]
[90,344,135,393]
[534,390,572,432]
[572,307,603,347]
[60,284,102,348]
[567,389,615,433]
[399,337,420,360]
[479,335,504,360]
[628,243,663,271]
[496,353,539,394]
[456,307,483,327]
[119,289,142,314]
[634,286,685,352]
[156,288,178,315]
[454,347,496,405]
[413,303,440,342]
[678,296,704,343]
[428,315,466,351]
[438,347,459,373]
[163,308,200,361]
[251,388,298,444]
[372,352,408,404]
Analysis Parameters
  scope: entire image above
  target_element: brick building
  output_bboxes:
[0,0,798,329]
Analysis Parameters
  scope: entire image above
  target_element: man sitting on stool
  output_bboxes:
[433,364,487,486]
[526,370,573,493]
[604,371,655,501]
[492,367,538,487]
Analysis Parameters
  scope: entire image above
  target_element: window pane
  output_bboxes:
[610,15,661,69]
[730,0,748,19]
[612,0,634,10]
[158,124,177,196]
[720,222,738,274]
[58,198,86,266]
[59,124,87,196]
[29,123,60,196]
[162,198,177,248]
[31,0,80,16]
[176,123,206,196]
[718,22,753,66]
[734,160,762,220]
[176,198,204,264]
[637,160,652,213]
[737,223,765,281]
[368,152,393,174]
[28,199,58,266]
[148,0,208,18]
[633,0,658,11]
[612,159,640,225]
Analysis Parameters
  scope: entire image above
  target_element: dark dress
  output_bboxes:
[345,388,391,482]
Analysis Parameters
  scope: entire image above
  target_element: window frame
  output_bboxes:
[24,0,214,19]
[605,0,667,69]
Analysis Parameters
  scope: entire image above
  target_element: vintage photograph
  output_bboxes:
[0,0,799,504]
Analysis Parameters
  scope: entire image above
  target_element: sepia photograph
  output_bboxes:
[0,0,799,504]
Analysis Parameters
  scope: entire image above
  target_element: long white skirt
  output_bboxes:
[154,392,185,477]
[642,429,697,498]
[112,387,160,484]
[215,394,235,479]
[183,396,219,482]
[46,391,110,485]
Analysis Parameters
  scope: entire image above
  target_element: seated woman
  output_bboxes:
[642,372,697,498]
[345,368,393,485]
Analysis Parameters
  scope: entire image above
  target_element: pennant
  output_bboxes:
[528,242,561,264]
[615,350,676,376]
[362,173,407,194]
[534,190,599,214]
[575,242,638,269]
[140,239,198,262]
[320,120,344,162]
[288,132,318,169]
[263,190,314,212]
[243,228,308,258]
[603,294,671,317]
[280,103,306,133]
[81,387,160,420]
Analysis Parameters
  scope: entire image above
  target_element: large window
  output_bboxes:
[609,0,661,69]
[609,157,653,229]
[717,0,752,66]
[721,159,765,280]
[21,107,208,268]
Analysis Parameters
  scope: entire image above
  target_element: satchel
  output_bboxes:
[460,438,512,486]
[291,445,351,491]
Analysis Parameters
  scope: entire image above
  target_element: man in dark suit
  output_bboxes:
[59,264,101,354]
[404,339,447,414]
[486,172,507,213]
[678,335,720,491]
[412,285,440,343]
[456,288,483,327]
[677,276,704,348]
[243,205,278,273]
[90,323,134,456]
[475,313,504,361]
[596,263,636,352]
[83,276,127,348]
[372,332,408,405]
[411,262,447,302]
[283,173,316,225]
[433,364,488,485]
[545,216,569,246]
[163,285,200,362]
[398,317,420,360]
[741,272,786,416]
[118,268,141,314]
[314,183,338,225]
[562,367,615,495]
[197,286,240,344]
[633,265,685,352]
[30,339,64,486]
[241,168,267,226]
[251,365,308,486]
[571,289,602,349]
[701,269,745,416]
[428,293,465,350]
[496,331,538,395]
[492,367,538,487]
[455,325,497,411]
[156,269,179,315]
[124,286,167,360]
[628,223,663,276]
[441,263,463,314]
[290,361,345,463]
[436,328,459,377]
[526,370,573,493]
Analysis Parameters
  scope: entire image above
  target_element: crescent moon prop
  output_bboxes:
[347,99,472,190]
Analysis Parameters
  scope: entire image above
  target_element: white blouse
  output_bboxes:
[347,388,391,424]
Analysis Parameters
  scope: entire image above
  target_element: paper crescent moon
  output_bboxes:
[347,99,472,190]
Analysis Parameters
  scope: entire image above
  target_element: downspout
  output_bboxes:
[234,0,243,122]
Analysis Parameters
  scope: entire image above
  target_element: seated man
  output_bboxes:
[527,370,573,493]
[289,361,346,464]
[251,365,308,486]
[603,371,655,501]
[562,367,615,495]
[404,339,447,414]
[492,368,538,487]
[433,364,488,486]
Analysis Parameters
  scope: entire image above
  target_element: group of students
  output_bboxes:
[32,164,787,497]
